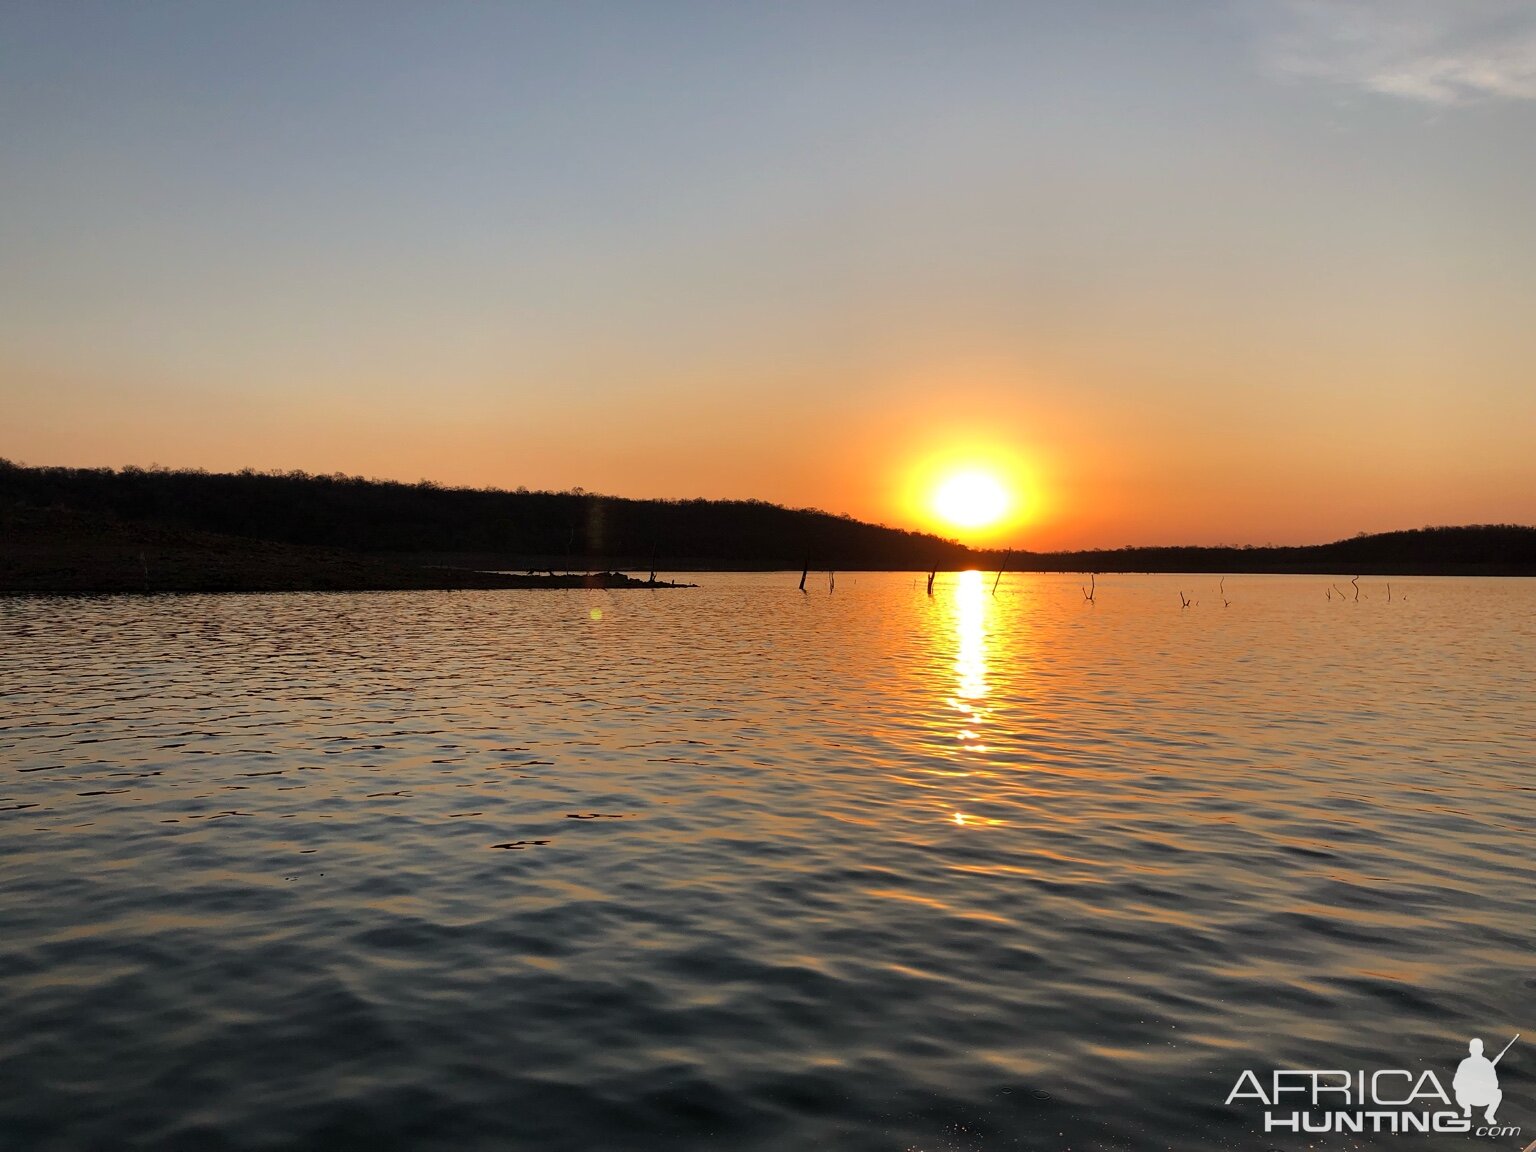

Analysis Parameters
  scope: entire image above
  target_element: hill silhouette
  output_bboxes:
[3,460,1534,580]
[0,460,969,572]
[995,525,1536,576]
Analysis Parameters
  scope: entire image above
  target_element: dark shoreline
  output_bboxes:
[1,513,693,594]
[404,552,1536,578]
[4,524,1530,594]
[5,462,1535,580]
[0,567,692,595]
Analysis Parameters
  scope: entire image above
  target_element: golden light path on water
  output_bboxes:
[949,570,998,828]
[953,570,988,718]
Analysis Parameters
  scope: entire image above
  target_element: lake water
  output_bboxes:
[2,572,1533,1151]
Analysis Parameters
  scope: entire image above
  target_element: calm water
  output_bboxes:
[2,572,1533,1151]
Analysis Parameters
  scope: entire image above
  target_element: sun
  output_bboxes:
[931,469,1011,531]
[899,441,1037,539]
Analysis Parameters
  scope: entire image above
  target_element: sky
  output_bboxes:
[2,0,1534,550]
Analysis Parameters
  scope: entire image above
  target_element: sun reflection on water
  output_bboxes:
[952,570,989,744]
[910,569,1017,827]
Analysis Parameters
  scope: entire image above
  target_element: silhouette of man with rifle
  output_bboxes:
[1455,1035,1518,1124]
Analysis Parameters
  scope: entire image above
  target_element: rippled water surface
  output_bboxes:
[3,572,1534,1151]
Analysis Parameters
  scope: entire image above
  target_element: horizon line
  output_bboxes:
[5,457,1533,557]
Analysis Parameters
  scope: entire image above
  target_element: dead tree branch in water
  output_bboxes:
[1220,577,1230,608]
[1082,573,1096,604]
[1179,590,1191,609]
[926,570,936,596]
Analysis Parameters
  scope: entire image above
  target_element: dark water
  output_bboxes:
[2,572,1533,1151]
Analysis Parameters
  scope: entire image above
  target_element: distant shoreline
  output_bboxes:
[4,462,1534,587]
[6,523,1532,594]
[421,553,1536,578]
[0,514,694,594]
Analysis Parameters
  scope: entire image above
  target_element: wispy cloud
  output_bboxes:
[1261,0,1536,104]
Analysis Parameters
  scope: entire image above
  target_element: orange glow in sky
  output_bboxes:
[4,5,1535,550]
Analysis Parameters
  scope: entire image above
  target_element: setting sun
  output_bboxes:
[932,469,1011,530]
[898,442,1039,542]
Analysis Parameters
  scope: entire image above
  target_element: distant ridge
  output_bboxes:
[993,524,1536,576]
[0,460,971,572]
[3,461,1533,577]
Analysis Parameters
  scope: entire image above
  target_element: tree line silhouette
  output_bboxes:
[989,526,1536,576]
[3,460,1533,574]
[0,461,968,570]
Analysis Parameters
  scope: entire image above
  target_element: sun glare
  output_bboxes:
[932,469,1011,531]
[900,442,1037,540]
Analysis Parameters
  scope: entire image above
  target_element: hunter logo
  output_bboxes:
[1226,1034,1521,1138]
[1456,1037,1515,1124]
